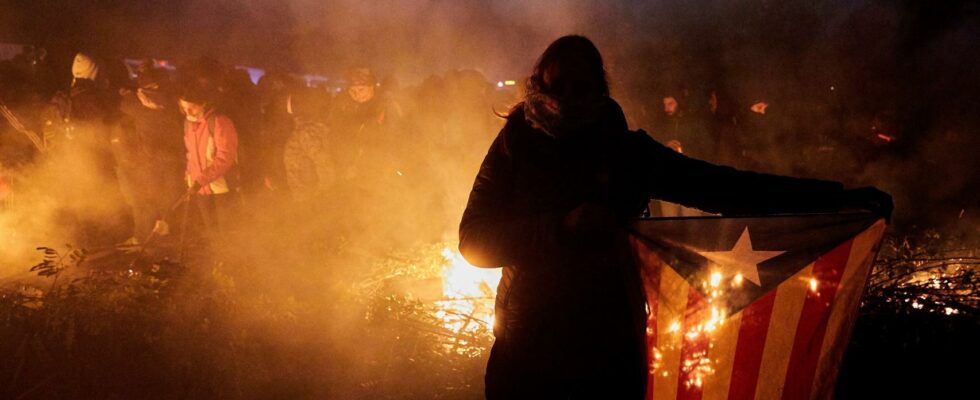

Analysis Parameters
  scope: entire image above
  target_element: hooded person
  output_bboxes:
[459,35,892,399]
[51,52,112,127]
[329,67,401,186]
[648,88,714,162]
[42,52,131,246]
[116,68,185,243]
[71,52,100,87]
[329,68,383,147]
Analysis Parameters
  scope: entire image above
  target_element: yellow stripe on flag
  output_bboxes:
[653,266,691,400]
[754,264,814,400]
[810,220,886,400]
[702,310,743,400]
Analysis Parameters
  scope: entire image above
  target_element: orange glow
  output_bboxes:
[436,247,501,333]
[709,271,722,287]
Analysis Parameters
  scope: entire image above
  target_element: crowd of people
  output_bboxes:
[0,43,970,252]
[623,73,978,227]
[0,49,511,250]
[622,83,904,178]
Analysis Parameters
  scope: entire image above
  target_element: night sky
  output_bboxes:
[3,0,977,87]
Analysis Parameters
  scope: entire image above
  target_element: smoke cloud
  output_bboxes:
[0,0,977,397]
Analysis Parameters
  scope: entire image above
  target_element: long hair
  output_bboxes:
[526,35,609,102]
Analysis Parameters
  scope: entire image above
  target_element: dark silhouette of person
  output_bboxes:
[458,35,891,399]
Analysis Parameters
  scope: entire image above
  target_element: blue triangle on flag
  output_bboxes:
[630,212,879,313]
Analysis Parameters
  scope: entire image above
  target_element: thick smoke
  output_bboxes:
[0,0,978,397]
[2,0,977,324]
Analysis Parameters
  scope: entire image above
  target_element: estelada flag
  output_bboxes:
[630,212,886,400]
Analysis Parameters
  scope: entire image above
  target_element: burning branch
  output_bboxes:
[0,99,46,153]
[863,230,980,318]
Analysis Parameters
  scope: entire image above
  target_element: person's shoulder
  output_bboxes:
[602,96,625,114]
[207,113,239,135]
[494,103,535,154]
[211,113,235,126]
[600,97,628,131]
[501,103,527,129]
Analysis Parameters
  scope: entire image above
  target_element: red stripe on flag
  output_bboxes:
[643,267,662,399]
[781,240,854,400]
[633,238,663,400]
[726,290,777,400]
[677,288,709,400]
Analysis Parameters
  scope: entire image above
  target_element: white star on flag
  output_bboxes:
[697,227,785,286]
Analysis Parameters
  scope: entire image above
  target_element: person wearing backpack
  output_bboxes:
[178,85,240,236]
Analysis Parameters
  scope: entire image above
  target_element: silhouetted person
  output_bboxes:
[45,52,131,245]
[329,67,400,185]
[459,35,891,399]
[220,68,262,193]
[257,70,295,192]
[650,90,712,161]
[706,88,741,166]
[117,68,184,244]
[740,97,793,173]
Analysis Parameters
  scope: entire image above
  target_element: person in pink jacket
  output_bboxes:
[178,86,240,234]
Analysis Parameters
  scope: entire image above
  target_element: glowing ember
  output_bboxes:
[658,275,735,388]
[704,306,724,332]
[709,271,722,287]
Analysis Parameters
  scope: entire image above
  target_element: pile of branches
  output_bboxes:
[837,228,979,399]
[0,243,491,399]
[863,228,980,318]
[4,229,973,399]
[342,243,494,396]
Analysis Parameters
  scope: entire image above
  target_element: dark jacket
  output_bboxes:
[459,98,847,399]
[64,79,112,124]
[118,92,184,169]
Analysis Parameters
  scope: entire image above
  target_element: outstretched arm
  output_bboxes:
[633,130,891,218]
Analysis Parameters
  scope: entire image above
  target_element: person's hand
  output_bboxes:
[563,202,617,244]
[186,181,202,197]
[842,186,893,222]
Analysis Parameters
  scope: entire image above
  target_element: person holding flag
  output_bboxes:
[459,35,891,399]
